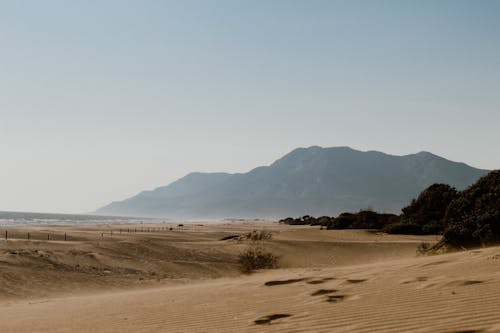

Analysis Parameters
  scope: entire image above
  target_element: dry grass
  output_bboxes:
[417,242,432,255]
[244,230,273,241]
[238,246,278,273]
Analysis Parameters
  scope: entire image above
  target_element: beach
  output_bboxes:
[3,222,498,332]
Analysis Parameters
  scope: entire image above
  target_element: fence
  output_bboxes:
[1,225,184,242]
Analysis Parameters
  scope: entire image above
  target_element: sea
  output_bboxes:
[0,211,161,226]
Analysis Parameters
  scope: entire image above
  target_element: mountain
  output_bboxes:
[95,146,489,219]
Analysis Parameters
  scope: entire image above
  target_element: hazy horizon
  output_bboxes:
[2,1,499,213]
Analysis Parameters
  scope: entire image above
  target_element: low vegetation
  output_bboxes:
[244,230,273,241]
[280,211,398,229]
[416,242,432,255]
[220,230,273,242]
[222,230,278,273]
[383,183,458,235]
[328,211,399,230]
[439,170,500,249]
[238,247,279,273]
[279,215,324,225]
[280,170,500,251]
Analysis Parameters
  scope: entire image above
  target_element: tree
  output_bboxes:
[399,183,458,234]
[440,170,500,248]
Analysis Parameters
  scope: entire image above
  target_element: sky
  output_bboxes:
[1,0,499,213]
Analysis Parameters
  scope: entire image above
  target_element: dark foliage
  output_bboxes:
[396,183,458,235]
[440,170,500,248]
[279,172,499,248]
[327,211,399,230]
[281,211,398,229]
[327,213,355,229]
[279,217,298,224]
[383,222,425,235]
[279,215,330,226]
[311,216,333,226]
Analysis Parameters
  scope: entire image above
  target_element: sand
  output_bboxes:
[1,221,499,332]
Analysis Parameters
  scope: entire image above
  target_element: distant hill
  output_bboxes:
[95,146,489,219]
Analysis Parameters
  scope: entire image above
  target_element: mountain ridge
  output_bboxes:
[95,146,490,219]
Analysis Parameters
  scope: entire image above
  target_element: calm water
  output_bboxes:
[0,211,160,226]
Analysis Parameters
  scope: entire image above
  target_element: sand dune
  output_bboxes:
[1,222,498,332]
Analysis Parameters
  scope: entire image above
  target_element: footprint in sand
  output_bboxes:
[254,314,292,325]
[445,280,484,287]
[326,295,347,303]
[307,277,336,285]
[460,280,484,286]
[401,276,429,284]
[420,260,450,267]
[264,278,306,286]
[311,289,338,296]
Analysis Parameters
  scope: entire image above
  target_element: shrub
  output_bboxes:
[280,210,405,231]
[421,220,443,235]
[311,216,332,226]
[279,217,296,224]
[245,230,273,241]
[399,183,458,235]
[326,211,399,230]
[383,222,424,235]
[440,170,500,248]
[279,215,318,225]
[416,242,432,255]
[238,247,279,273]
[327,213,356,229]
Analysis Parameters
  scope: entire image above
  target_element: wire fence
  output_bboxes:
[0,225,185,242]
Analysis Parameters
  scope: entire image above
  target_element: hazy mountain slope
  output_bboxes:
[95,147,489,219]
[97,172,233,217]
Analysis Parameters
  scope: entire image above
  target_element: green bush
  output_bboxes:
[327,213,356,229]
[311,216,332,226]
[279,215,318,225]
[421,220,444,235]
[383,222,424,235]
[327,211,399,230]
[398,183,458,235]
[440,170,500,248]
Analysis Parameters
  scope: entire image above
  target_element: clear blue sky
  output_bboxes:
[1,0,499,213]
